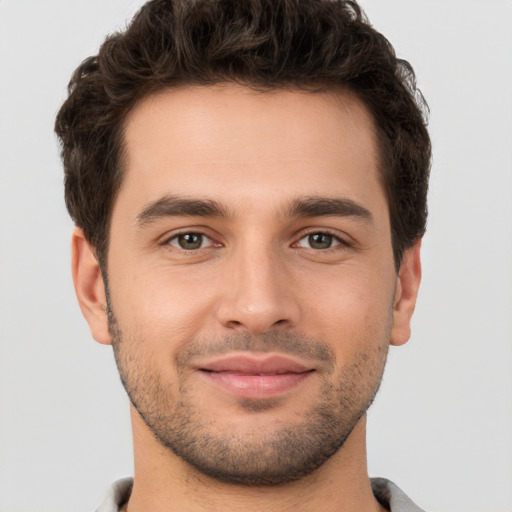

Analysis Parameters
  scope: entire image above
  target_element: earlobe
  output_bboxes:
[390,239,422,347]
[71,228,112,345]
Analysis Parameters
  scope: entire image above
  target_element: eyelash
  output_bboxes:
[163,232,217,251]
[162,229,349,252]
[293,231,348,250]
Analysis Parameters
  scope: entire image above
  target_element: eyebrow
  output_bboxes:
[136,195,232,226]
[287,196,373,223]
[136,194,373,227]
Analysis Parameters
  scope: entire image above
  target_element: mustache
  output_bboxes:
[175,332,336,372]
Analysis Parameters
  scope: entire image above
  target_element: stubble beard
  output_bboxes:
[106,296,390,486]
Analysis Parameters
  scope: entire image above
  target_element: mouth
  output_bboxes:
[198,354,315,399]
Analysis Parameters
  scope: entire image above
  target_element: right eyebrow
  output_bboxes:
[136,195,232,227]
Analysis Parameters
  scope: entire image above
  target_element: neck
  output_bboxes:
[124,409,386,512]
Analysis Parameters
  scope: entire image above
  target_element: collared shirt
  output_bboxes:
[95,477,425,511]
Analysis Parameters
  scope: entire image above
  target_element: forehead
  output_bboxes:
[119,84,384,216]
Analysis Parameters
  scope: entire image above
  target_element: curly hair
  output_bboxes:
[55,0,431,270]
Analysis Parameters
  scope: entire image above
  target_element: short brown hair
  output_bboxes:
[55,0,431,270]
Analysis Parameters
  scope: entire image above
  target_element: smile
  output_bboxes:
[198,354,315,399]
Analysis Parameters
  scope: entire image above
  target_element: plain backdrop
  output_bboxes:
[0,1,511,511]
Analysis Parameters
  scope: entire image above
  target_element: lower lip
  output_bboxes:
[200,370,313,399]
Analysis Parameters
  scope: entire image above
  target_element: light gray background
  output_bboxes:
[0,1,511,511]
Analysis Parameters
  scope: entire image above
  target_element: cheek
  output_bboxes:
[299,265,395,348]
[110,264,221,346]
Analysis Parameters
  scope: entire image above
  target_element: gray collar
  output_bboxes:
[371,477,426,512]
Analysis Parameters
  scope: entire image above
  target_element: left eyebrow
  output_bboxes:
[136,195,232,227]
[287,196,374,224]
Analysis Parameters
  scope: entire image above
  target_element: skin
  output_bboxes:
[72,84,421,511]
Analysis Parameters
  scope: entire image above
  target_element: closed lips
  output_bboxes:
[199,355,314,375]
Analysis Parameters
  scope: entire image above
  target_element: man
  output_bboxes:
[55,0,430,510]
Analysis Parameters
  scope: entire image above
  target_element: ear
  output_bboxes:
[390,239,422,346]
[71,227,112,345]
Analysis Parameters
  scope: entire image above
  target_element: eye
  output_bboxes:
[168,232,213,250]
[296,232,343,250]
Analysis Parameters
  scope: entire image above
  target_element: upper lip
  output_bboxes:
[199,354,313,375]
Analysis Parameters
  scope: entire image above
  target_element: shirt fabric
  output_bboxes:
[95,476,425,511]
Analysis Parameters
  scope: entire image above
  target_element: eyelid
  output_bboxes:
[169,233,213,250]
[158,227,351,252]
[292,229,350,248]
[296,234,342,249]
[160,228,221,250]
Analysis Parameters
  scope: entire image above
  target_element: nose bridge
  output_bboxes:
[217,234,299,333]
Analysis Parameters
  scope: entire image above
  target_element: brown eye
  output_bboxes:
[169,233,209,250]
[297,232,342,250]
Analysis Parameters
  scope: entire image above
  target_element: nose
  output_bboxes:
[216,243,301,334]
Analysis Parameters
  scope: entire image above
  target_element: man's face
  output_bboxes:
[93,85,415,485]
